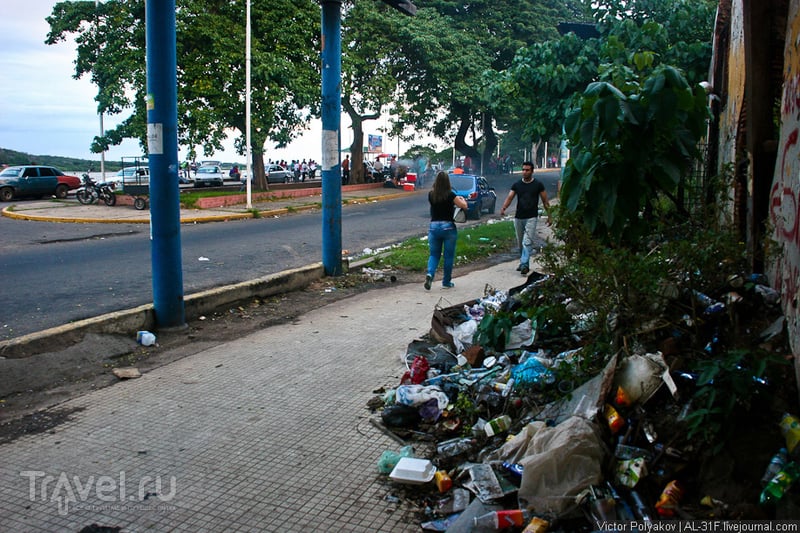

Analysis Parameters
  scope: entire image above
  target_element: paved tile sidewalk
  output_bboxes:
[0,260,530,532]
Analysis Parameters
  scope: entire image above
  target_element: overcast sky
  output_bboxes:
[0,1,437,166]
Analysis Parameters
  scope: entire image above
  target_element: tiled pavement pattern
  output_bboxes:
[0,261,528,532]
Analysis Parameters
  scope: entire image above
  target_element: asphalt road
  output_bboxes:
[0,170,561,340]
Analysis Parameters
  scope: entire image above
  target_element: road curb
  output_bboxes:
[0,262,329,359]
[0,189,417,224]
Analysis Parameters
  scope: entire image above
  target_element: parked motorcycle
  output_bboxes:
[76,172,117,206]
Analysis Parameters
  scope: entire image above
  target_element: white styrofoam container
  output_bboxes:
[389,457,436,485]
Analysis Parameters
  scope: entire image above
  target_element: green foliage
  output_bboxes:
[540,202,747,351]
[379,1,586,166]
[0,147,121,172]
[366,221,518,271]
[46,0,320,171]
[684,349,788,452]
[474,310,517,352]
[559,65,710,246]
[489,0,713,148]
[452,391,479,435]
[490,32,601,142]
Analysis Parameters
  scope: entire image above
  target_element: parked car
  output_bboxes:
[0,165,81,201]
[265,164,292,184]
[449,173,497,219]
[363,161,382,182]
[193,165,224,187]
[113,166,149,188]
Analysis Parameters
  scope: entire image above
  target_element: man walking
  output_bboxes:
[499,161,551,275]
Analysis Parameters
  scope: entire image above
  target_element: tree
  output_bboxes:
[489,0,715,155]
[340,1,403,183]
[560,64,710,247]
[488,32,601,150]
[46,0,320,188]
[382,0,588,170]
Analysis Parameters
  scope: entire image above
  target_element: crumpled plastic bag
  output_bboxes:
[377,445,414,474]
[401,355,430,385]
[613,352,676,406]
[395,384,449,410]
[505,318,533,350]
[447,318,478,353]
[488,416,606,516]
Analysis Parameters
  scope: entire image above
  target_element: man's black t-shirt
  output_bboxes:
[510,179,545,219]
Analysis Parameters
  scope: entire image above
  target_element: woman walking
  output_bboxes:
[425,171,468,290]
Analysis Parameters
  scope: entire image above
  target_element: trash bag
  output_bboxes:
[489,416,606,516]
[381,404,421,428]
[396,384,449,410]
[377,445,415,474]
[430,299,477,349]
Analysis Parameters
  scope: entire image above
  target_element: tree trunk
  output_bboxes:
[251,150,266,190]
[351,127,365,183]
[481,114,498,174]
[454,108,480,166]
[343,94,380,184]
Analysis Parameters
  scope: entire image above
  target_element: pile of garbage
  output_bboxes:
[367,270,798,531]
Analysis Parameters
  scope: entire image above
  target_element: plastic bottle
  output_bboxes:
[780,413,800,455]
[760,461,800,504]
[761,448,788,487]
[485,415,512,437]
[629,490,653,522]
[655,480,684,517]
[436,437,475,459]
[137,330,156,346]
[434,470,452,492]
[502,461,524,480]
[473,509,531,529]
[604,404,625,434]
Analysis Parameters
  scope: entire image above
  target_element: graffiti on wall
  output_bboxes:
[770,0,800,356]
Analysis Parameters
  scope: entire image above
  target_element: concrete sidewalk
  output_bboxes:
[0,260,529,532]
[1,184,412,224]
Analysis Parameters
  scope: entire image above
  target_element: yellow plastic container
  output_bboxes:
[780,413,800,454]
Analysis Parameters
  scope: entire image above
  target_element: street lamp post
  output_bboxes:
[245,0,252,208]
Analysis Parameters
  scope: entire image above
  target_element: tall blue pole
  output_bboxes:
[320,0,343,276]
[145,0,186,328]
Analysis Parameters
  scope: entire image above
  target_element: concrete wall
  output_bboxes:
[769,0,800,358]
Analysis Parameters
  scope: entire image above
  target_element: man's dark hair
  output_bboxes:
[522,161,533,168]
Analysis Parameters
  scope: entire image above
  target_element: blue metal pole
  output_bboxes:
[320,0,343,276]
[145,0,186,328]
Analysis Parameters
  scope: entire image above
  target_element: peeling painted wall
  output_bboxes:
[770,0,800,357]
[719,0,747,169]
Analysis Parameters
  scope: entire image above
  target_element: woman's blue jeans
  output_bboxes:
[427,221,458,285]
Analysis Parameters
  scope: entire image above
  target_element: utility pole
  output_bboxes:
[320,0,344,276]
[145,0,186,329]
[319,0,416,276]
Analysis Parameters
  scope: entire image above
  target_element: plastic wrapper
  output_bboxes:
[396,384,449,410]
[377,445,414,474]
[489,416,606,515]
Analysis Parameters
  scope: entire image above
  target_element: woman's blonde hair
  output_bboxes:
[431,171,452,203]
